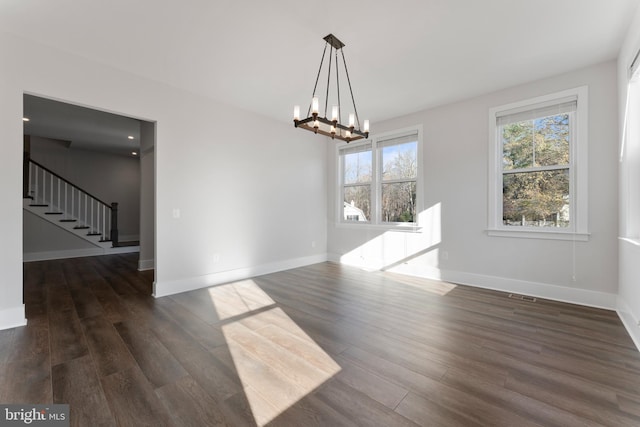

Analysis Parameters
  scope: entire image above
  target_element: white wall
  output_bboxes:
[29,136,141,241]
[23,210,96,255]
[618,5,640,349]
[0,31,328,328]
[328,61,619,309]
[23,210,95,252]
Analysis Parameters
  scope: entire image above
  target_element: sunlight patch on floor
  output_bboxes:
[207,280,341,425]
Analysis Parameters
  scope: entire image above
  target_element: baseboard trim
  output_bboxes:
[138,259,155,271]
[0,305,26,331]
[437,269,617,310]
[24,246,139,262]
[618,298,640,352]
[153,253,328,298]
[328,253,617,311]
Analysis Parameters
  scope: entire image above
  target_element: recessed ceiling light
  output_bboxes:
[22,117,30,122]
[131,151,138,156]
[128,136,134,140]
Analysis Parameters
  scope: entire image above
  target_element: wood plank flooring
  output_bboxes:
[1,254,640,426]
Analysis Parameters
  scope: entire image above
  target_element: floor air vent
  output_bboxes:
[508,293,537,302]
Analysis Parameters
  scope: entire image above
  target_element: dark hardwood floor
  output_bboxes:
[2,253,640,426]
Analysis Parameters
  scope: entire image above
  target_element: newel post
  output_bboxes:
[23,135,30,198]
[110,202,119,247]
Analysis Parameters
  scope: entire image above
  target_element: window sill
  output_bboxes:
[336,222,423,233]
[487,228,590,241]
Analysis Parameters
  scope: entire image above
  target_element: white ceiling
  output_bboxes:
[23,95,141,157]
[3,0,639,130]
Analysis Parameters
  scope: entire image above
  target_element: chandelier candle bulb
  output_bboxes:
[293,105,300,121]
[312,97,319,115]
[364,120,370,133]
[331,106,339,121]
[348,113,355,128]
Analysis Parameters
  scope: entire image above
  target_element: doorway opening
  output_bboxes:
[22,93,156,274]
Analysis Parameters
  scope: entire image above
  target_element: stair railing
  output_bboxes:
[27,159,119,246]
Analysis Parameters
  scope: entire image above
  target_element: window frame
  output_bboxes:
[621,54,640,242]
[337,125,423,230]
[487,86,589,241]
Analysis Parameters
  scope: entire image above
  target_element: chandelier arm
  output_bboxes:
[325,44,333,118]
[297,122,366,143]
[308,42,329,117]
[341,49,362,130]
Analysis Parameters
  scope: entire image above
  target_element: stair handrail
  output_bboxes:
[29,159,112,208]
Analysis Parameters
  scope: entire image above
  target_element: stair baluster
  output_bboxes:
[25,159,119,247]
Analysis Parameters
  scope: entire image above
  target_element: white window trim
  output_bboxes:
[336,125,423,231]
[487,86,589,241]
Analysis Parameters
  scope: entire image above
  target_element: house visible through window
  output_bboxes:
[341,143,372,221]
[488,87,589,240]
[339,128,420,226]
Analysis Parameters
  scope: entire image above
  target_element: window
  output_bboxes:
[621,51,640,240]
[338,127,421,226]
[488,87,589,240]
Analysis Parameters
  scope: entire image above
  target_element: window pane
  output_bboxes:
[503,169,569,227]
[502,121,533,170]
[534,115,570,166]
[502,114,569,170]
[344,185,370,221]
[343,151,372,185]
[382,181,416,223]
[382,141,417,181]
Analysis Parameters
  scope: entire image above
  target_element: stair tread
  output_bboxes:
[73,226,90,229]
[59,219,77,222]
[44,212,63,215]
[29,204,48,207]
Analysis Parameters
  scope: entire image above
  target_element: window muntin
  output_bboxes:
[339,129,420,226]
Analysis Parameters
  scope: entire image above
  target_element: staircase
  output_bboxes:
[24,159,118,250]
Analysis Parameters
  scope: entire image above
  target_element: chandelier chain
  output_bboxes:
[335,49,342,125]
[325,44,333,118]
[341,49,361,130]
[308,43,328,118]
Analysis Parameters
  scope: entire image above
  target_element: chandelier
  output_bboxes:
[293,34,369,143]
